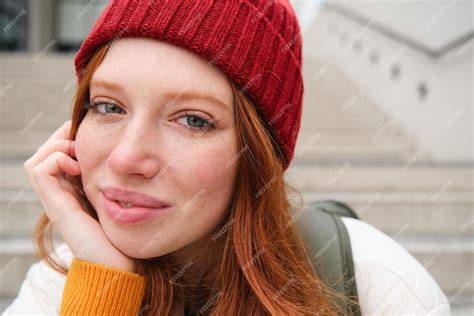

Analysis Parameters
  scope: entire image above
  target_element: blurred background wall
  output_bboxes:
[0,0,473,314]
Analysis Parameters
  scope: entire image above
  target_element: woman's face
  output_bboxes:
[75,37,238,259]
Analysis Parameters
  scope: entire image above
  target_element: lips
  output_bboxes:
[101,186,172,225]
[102,195,171,225]
[101,186,170,208]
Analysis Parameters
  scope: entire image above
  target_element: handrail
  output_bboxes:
[325,3,474,59]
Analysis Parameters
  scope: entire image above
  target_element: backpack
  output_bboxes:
[292,199,361,315]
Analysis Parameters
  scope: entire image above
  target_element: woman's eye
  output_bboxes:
[84,101,124,114]
[177,113,216,132]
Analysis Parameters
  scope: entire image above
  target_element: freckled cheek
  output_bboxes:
[75,125,114,175]
[179,156,235,228]
[182,147,237,199]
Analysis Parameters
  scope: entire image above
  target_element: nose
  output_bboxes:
[107,119,162,178]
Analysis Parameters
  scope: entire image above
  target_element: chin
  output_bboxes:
[104,227,172,259]
[122,248,158,260]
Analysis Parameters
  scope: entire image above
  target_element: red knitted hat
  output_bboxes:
[74,0,303,171]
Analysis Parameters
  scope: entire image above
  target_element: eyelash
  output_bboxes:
[83,101,217,132]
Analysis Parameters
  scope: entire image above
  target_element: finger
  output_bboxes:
[25,139,75,170]
[25,120,73,168]
[31,151,82,221]
[24,120,73,170]
[45,120,73,144]
[33,151,81,182]
[24,140,75,192]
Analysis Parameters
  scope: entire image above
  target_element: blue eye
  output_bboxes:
[84,101,124,114]
[177,112,216,132]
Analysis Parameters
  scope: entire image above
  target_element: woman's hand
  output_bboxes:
[23,120,137,273]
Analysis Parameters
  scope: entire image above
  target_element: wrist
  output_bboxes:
[76,256,137,274]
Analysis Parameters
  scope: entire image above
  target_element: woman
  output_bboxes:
[4,0,450,315]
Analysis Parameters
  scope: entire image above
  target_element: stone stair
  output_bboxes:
[0,52,473,315]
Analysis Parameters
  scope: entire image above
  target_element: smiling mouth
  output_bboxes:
[102,194,172,225]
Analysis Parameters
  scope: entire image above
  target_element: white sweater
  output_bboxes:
[2,217,451,315]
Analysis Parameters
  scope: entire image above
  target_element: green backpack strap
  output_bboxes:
[292,199,361,315]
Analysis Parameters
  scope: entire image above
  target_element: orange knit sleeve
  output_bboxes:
[60,257,146,315]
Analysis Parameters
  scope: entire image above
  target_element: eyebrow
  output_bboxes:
[90,78,230,111]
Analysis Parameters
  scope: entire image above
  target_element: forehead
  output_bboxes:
[91,37,233,107]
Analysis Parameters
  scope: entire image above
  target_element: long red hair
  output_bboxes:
[33,42,357,315]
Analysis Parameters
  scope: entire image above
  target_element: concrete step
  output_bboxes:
[0,72,74,79]
[0,72,74,82]
[294,130,418,161]
[303,88,387,117]
[0,108,72,133]
[0,52,75,64]
[295,191,474,237]
[0,80,75,91]
[300,57,419,161]
[1,65,73,71]
[0,191,42,237]
[0,127,71,160]
[300,117,388,129]
[296,147,413,161]
[300,95,399,120]
[0,78,75,100]
[449,298,474,316]
[396,234,474,302]
[285,164,473,192]
[0,66,74,73]
[302,59,394,119]
[0,77,75,86]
